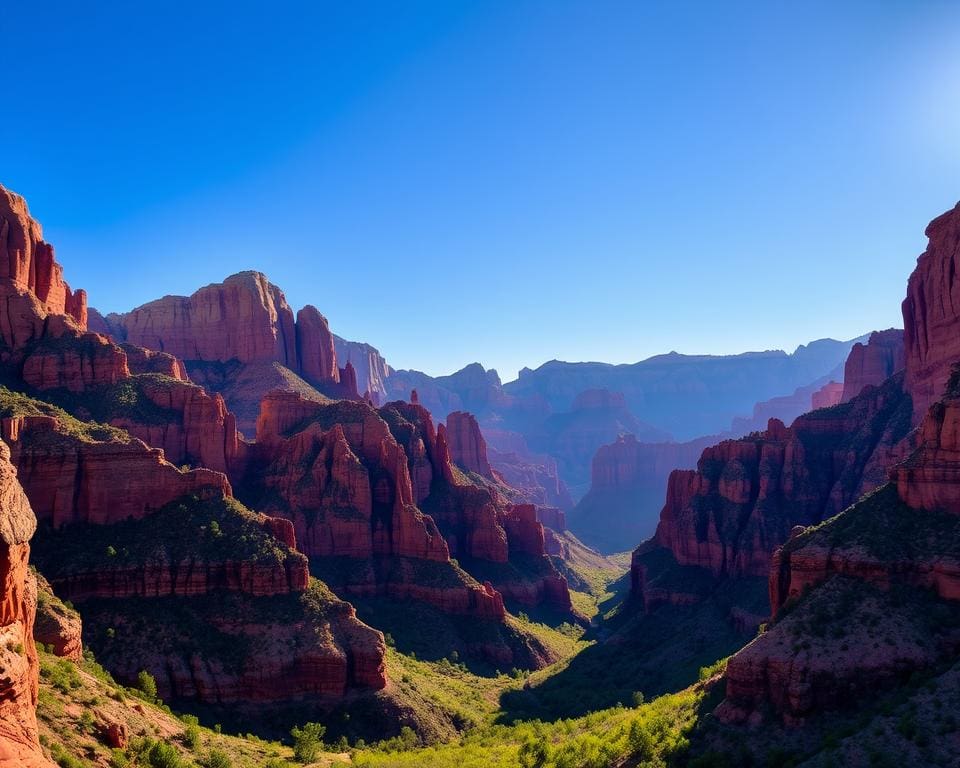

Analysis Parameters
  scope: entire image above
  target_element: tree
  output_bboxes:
[291,722,326,763]
[518,736,549,768]
[137,669,158,700]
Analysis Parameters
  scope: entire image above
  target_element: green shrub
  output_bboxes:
[137,669,158,700]
[182,714,201,749]
[202,749,232,768]
[291,722,326,763]
[147,740,186,768]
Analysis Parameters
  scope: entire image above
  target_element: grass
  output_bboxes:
[35,646,329,767]
[0,386,130,443]
[349,682,710,768]
[36,373,186,426]
[782,483,960,562]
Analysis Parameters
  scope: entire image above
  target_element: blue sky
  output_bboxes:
[3,1,959,379]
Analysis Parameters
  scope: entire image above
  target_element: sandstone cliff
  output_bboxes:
[0,437,53,767]
[841,329,904,403]
[903,201,960,420]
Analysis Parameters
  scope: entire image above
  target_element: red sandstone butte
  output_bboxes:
[446,411,495,479]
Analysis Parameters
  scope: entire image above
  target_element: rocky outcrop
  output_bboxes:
[841,329,904,403]
[107,273,348,399]
[251,391,572,618]
[118,272,299,367]
[296,306,340,387]
[33,574,82,661]
[904,201,960,420]
[635,373,912,598]
[119,343,188,380]
[714,202,960,728]
[445,411,494,479]
[891,380,960,515]
[501,504,546,558]
[86,583,388,705]
[0,186,85,328]
[20,332,130,393]
[29,490,387,707]
[47,556,310,603]
[110,377,248,479]
[254,393,450,562]
[0,438,52,767]
[536,506,566,532]
[1,414,230,528]
[720,480,960,725]
[810,380,843,410]
[333,335,391,400]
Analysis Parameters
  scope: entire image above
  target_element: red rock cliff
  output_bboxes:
[445,411,495,479]
[641,374,912,587]
[1,414,230,528]
[841,329,904,403]
[903,201,960,421]
[296,305,340,386]
[0,438,53,767]
[0,186,85,328]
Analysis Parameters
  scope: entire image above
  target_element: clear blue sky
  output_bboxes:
[3,1,959,379]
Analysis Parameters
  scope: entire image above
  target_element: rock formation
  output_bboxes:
[445,411,495,479]
[570,433,716,554]
[33,574,82,661]
[296,305,340,386]
[0,437,53,767]
[712,201,960,727]
[0,412,230,528]
[903,202,960,420]
[0,186,85,328]
[642,374,912,584]
[810,380,843,410]
[333,335,392,401]
[117,272,298,367]
[841,329,905,403]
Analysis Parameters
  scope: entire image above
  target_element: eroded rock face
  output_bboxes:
[119,272,298,367]
[892,389,960,515]
[904,202,960,420]
[119,343,188,381]
[0,186,85,329]
[333,335,391,401]
[296,306,340,387]
[720,483,960,725]
[85,584,387,704]
[0,438,52,767]
[110,378,248,480]
[1,415,230,528]
[33,574,82,661]
[109,273,347,396]
[810,380,843,410]
[638,374,912,592]
[841,329,904,403]
[445,411,494,479]
[252,391,571,618]
[254,392,450,563]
